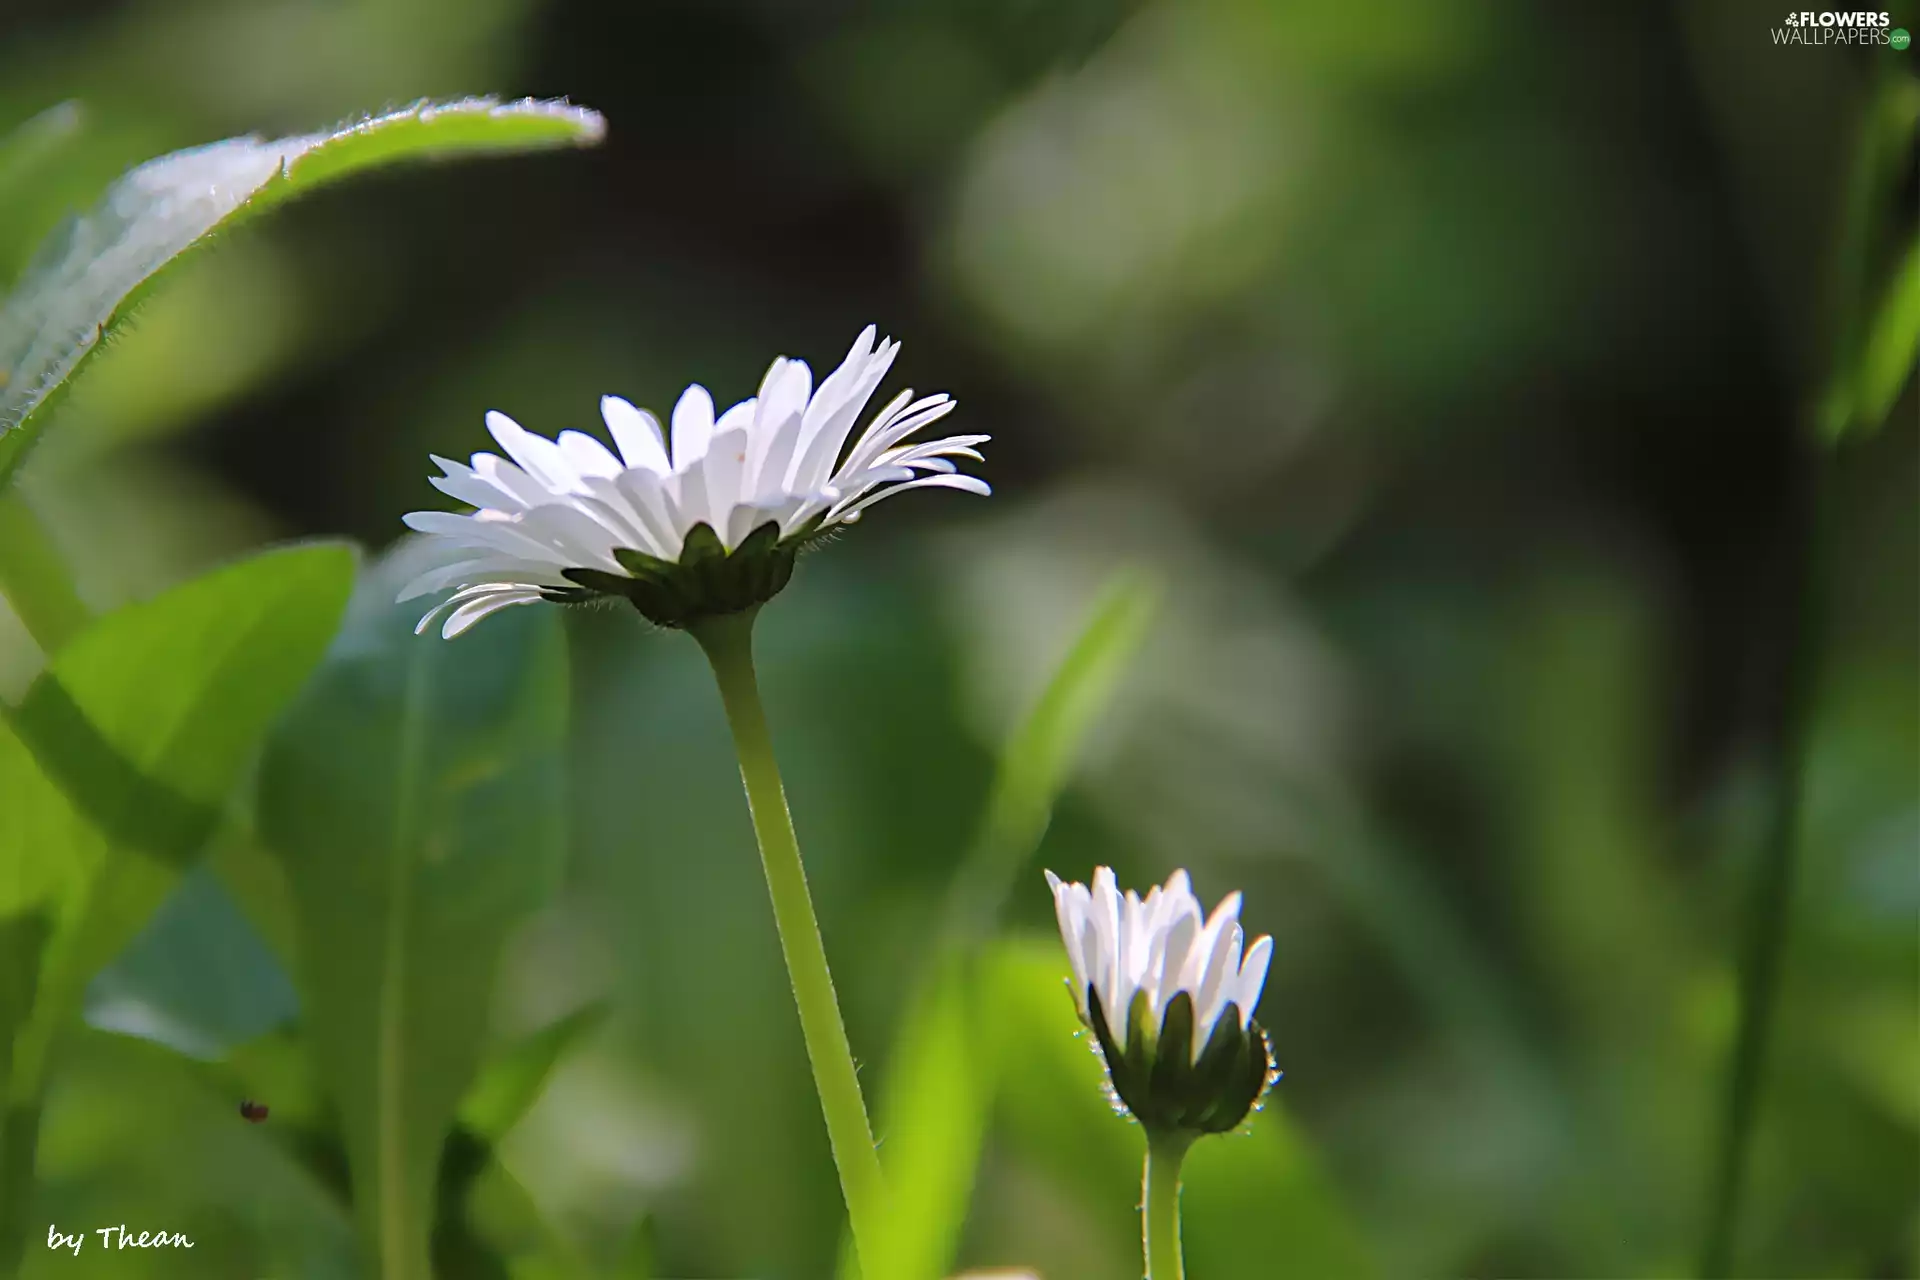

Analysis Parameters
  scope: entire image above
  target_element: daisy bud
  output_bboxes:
[1045,867,1277,1138]
[400,325,990,635]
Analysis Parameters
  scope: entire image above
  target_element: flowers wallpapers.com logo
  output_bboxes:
[1772,10,1909,44]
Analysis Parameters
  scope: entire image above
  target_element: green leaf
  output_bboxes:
[0,488,90,654]
[430,1004,609,1280]
[0,96,606,489]
[845,571,1158,1280]
[1,541,354,1091]
[258,553,570,1280]
[464,1157,602,1280]
[84,865,298,1061]
[459,1002,609,1143]
[0,542,353,1265]
[158,1025,352,1209]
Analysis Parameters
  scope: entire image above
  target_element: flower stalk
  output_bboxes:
[1142,1131,1192,1280]
[690,607,887,1270]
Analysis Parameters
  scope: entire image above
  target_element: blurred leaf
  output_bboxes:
[1816,65,1918,446]
[84,865,298,1060]
[858,957,997,1280]
[0,489,89,653]
[0,542,353,1264]
[163,1025,353,1210]
[0,96,607,490]
[463,1155,610,1280]
[1823,993,1920,1127]
[208,823,302,969]
[0,103,83,218]
[1,542,353,1086]
[1845,234,1919,439]
[258,556,569,1280]
[846,571,1157,1280]
[25,1025,362,1279]
[461,1002,610,1143]
[986,940,1373,1279]
[945,569,1159,941]
[0,910,49,1267]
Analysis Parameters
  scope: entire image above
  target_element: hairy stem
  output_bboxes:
[1143,1132,1192,1280]
[691,608,887,1273]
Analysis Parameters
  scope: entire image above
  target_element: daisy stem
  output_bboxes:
[1142,1131,1192,1280]
[690,607,887,1273]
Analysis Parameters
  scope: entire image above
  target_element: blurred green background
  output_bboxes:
[1,0,1914,1277]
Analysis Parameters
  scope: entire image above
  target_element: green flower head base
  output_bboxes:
[401,325,990,635]
[1047,867,1278,1138]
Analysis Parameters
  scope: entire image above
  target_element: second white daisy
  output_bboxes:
[1045,866,1276,1137]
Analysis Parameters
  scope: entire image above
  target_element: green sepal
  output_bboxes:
[1148,991,1198,1109]
[1083,989,1274,1139]
[612,547,676,580]
[1189,1003,1271,1134]
[733,520,782,559]
[561,568,637,597]
[679,522,725,564]
[558,521,805,629]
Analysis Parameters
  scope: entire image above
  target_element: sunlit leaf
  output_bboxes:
[0,97,607,490]
[258,552,569,1279]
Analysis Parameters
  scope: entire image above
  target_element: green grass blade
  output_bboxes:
[942,569,1160,945]
[847,570,1159,1280]
[0,97,605,490]
[1849,234,1919,437]
[854,954,995,1280]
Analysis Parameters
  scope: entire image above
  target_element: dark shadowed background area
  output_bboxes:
[1,0,1914,1276]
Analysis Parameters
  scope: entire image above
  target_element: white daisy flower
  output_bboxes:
[1045,866,1276,1136]
[400,325,989,636]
